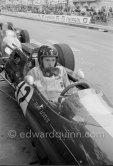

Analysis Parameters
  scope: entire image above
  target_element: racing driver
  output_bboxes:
[26,45,83,102]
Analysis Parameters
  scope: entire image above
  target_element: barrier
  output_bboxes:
[1,11,113,32]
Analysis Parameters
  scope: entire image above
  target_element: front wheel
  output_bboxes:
[19,29,30,43]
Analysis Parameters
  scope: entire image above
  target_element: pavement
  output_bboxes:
[0,79,39,165]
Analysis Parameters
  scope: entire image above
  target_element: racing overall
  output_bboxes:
[27,66,70,102]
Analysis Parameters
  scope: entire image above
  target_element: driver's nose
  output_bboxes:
[49,61,53,67]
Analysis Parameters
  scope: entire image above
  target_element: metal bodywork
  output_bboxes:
[14,78,113,165]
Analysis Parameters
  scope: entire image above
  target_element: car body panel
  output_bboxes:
[15,80,113,165]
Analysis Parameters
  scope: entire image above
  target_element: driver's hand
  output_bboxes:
[66,86,78,95]
[73,69,85,79]
[76,69,85,79]
[34,80,43,88]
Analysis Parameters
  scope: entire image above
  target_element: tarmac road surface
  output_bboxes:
[0,79,39,165]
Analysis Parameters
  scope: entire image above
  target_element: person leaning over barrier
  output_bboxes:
[25,45,84,102]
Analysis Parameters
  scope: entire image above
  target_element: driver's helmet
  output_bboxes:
[38,45,58,69]
[7,22,13,30]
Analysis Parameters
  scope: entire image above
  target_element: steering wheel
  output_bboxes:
[60,81,90,96]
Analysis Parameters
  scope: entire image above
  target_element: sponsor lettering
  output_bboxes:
[39,110,50,123]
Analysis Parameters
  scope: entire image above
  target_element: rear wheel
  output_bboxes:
[19,29,30,43]
[53,43,75,71]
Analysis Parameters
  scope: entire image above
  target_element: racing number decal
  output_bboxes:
[19,86,30,104]
[16,82,34,116]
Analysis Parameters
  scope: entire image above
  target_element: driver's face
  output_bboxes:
[42,57,56,69]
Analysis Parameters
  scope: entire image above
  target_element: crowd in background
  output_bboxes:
[1,4,113,26]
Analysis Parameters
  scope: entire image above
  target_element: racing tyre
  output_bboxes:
[19,30,30,43]
[53,43,75,71]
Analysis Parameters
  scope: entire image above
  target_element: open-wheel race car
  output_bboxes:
[0,22,30,67]
[0,32,113,165]
[0,22,30,43]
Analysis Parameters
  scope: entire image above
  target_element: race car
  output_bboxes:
[0,22,30,43]
[0,22,30,66]
[0,36,113,165]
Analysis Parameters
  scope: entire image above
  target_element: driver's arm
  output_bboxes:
[62,67,78,94]
[26,67,48,99]
[27,67,39,81]
[63,68,70,87]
